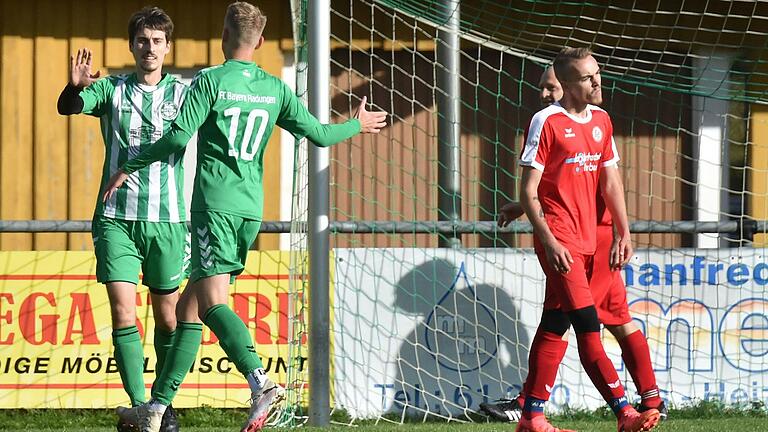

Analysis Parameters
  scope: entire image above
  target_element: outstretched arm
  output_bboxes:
[303,96,388,147]
[101,126,191,203]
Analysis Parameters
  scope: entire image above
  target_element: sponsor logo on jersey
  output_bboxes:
[129,126,163,146]
[564,127,576,138]
[564,151,601,173]
[159,101,179,120]
[218,91,276,104]
[592,126,603,143]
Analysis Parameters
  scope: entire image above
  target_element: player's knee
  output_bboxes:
[568,306,601,333]
[153,310,177,332]
[606,320,639,340]
[109,304,136,328]
[540,309,570,335]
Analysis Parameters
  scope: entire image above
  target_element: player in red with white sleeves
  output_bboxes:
[511,47,660,432]
[481,66,666,428]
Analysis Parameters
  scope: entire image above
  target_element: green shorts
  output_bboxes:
[92,215,190,291]
[189,210,261,283]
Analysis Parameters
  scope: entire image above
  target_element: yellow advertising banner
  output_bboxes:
[0,251,307,408]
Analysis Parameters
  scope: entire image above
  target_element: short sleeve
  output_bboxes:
[519,115,551,171]
[600,117,620,167]
[79,78,111,117]
[276,80,322,139]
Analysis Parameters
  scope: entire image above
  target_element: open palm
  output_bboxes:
[354,96,387,134]
[70,48,101,87]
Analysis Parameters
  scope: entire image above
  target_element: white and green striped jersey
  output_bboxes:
[80,73,187,222]
[123,60,360,221]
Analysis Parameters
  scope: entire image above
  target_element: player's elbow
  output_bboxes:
[601,175,621,199]
[519,188,536,211]
[56,85,84,115]
[310,139,334,148]
[57,98,74,115]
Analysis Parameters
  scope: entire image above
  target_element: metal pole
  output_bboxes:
[307,0,331,426]
[2,220,763,235]
[692,54,732,248]
[436,0,461,248]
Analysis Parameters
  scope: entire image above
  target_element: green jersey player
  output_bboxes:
[56,7,187,432]
[109,2,387,432]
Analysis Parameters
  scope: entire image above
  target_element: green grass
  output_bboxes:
[5,419,768,432]
[2,402,768,431]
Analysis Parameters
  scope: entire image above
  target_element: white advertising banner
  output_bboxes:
[332,248,768,417]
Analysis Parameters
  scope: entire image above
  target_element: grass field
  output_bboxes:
[2,405,768,431]
[3,419,768,432]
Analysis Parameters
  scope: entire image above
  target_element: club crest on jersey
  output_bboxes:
[159,101,179,120]
[592,126,603,143]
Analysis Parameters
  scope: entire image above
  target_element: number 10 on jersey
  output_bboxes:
[223,107,269,161]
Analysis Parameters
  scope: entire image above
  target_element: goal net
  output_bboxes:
[279,0,768,425]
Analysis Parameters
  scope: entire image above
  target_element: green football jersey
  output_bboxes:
[124,59,361,221]
[81,73,187,222]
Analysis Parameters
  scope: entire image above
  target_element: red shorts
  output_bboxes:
[536,226,632,325]
[590,225,632,325]
[538,249,596,312]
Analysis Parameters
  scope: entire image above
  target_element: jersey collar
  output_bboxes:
[554,101,593,124]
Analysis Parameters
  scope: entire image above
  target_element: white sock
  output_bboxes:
[246,368,269,395]
[147,399,168,414]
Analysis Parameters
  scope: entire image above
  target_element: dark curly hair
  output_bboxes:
[128,6,174,44]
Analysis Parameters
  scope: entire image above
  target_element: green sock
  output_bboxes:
[152,322,202,405]
[203,304,263,375]
[112,326,146,406]
[153,328,176,378]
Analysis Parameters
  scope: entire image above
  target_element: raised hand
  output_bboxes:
[354,96,387,134]
[70,48,101,88]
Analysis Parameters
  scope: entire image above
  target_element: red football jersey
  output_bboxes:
[520,102,619,254]
[596,192,613,227]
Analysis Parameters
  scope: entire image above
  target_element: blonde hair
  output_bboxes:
[553,47,593,82]
[225,2,267,46]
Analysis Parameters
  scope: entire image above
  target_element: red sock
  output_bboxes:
[523,328,568,419]
[619,330,661,408]
[576,332,627,404]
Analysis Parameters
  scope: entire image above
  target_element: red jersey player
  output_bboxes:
[514,48,660,432]
[481,67,665,425]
